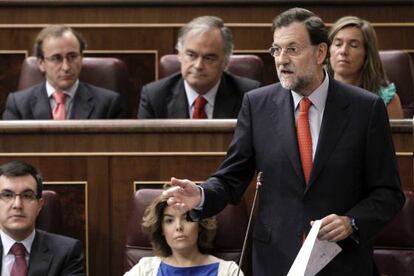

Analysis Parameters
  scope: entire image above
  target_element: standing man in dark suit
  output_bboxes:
[0,161,85,276]
[3,25,126,120]
[162,8,405,275]
[138,16,260,119]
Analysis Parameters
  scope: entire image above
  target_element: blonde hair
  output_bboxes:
[328,16,388,94]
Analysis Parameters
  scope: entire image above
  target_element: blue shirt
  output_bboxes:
[157,262,219,276]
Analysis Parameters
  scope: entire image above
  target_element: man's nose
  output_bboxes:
[12,195,23,208]
[193,56,205,68]
[276,52,290,65]
[61,58,71,70]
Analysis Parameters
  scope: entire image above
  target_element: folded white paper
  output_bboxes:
[287,220,342,276]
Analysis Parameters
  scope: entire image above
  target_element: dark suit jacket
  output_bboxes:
[2,82,127,119]
[0,230,85,276]
[137,72,261,118]
[195,78,405,275]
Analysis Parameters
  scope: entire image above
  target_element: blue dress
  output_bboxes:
[157,262,219,276]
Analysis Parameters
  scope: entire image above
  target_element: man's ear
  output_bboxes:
[38,58,46,73]
[316,43,328,65]
[37,198,44,215]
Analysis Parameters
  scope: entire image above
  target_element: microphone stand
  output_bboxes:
[237,172,263,276]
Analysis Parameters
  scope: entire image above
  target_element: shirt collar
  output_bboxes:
[184,79,220,107]
[291,70,329,113]
[46,79,79,99]
[1,229,36,256]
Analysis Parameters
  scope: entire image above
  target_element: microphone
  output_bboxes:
[237,171,263,276]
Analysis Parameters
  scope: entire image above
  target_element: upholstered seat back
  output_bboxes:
[17,56,132,116]
[36,190,63,234]
[380,51,414,118]
[159,54,264,82]
[374,191,414,276]
[124,189,249,273]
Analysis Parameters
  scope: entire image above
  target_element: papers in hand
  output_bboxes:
[287,220,342,276]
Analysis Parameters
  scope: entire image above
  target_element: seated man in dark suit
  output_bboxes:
[138,16,261,119]
[3,25,126,120]
[0,161,85,276]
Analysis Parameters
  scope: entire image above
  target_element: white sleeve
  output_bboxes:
[218,260,244,276]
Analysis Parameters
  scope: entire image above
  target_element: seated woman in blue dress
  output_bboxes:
[124,191,244,276]
[328,16,404,119]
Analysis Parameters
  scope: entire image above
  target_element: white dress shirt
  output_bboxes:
[291,72,329,160]
[1,230,35,276]
[46,80,79,119]
[184,80,220,119]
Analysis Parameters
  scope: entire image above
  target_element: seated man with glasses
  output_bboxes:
[0,161,85,275]
[138,16,260,119]
[3,25,127,120]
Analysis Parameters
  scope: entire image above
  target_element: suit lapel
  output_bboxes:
[28,230,52,276]
[71,82,94,119]
[213,74,238,118]
[167,79,190,118]
[30,84,53,119]
[307,79,350,190]
[271,86,304,182]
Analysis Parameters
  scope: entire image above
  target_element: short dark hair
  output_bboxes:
[142,193,217,257]
[272,7,330,47]
[0,161,43,198]
[34,24,87,59]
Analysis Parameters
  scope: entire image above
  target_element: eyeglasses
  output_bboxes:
[0,190,38,203]
[269,45,307,57]
[43,52,81,65]
[182,51,220,65]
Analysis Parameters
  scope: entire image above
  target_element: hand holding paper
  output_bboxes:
[287,220,342,276]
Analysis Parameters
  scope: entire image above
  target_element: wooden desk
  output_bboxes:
[0,119,410,276]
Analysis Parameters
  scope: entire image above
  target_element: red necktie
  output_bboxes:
[52,91,66,120]
[192,96,207,119]
[297,98,313,184]
[10,243,27,276]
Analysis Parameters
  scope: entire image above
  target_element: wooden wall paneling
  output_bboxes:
[396,153,414,191]
[0,3,412,24]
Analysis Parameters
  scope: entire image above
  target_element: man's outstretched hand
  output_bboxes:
[161,177,202,213]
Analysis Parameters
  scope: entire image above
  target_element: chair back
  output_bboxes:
[159,54,263,82]
[124,188,249,273]
[380,50,414,118]
[36,190,63,234]
[17,56,133,116]
[374,190,414,276]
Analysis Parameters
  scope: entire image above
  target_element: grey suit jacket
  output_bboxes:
[0,230,85,276]
[2,82,127,119]
[138,72,261,118]
[195,78,405,275]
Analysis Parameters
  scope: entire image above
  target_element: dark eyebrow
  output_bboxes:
[1,188,35,193]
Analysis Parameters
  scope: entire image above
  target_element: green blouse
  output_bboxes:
[378,82,396,106]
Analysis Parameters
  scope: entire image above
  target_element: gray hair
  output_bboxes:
[175,16,233,63]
